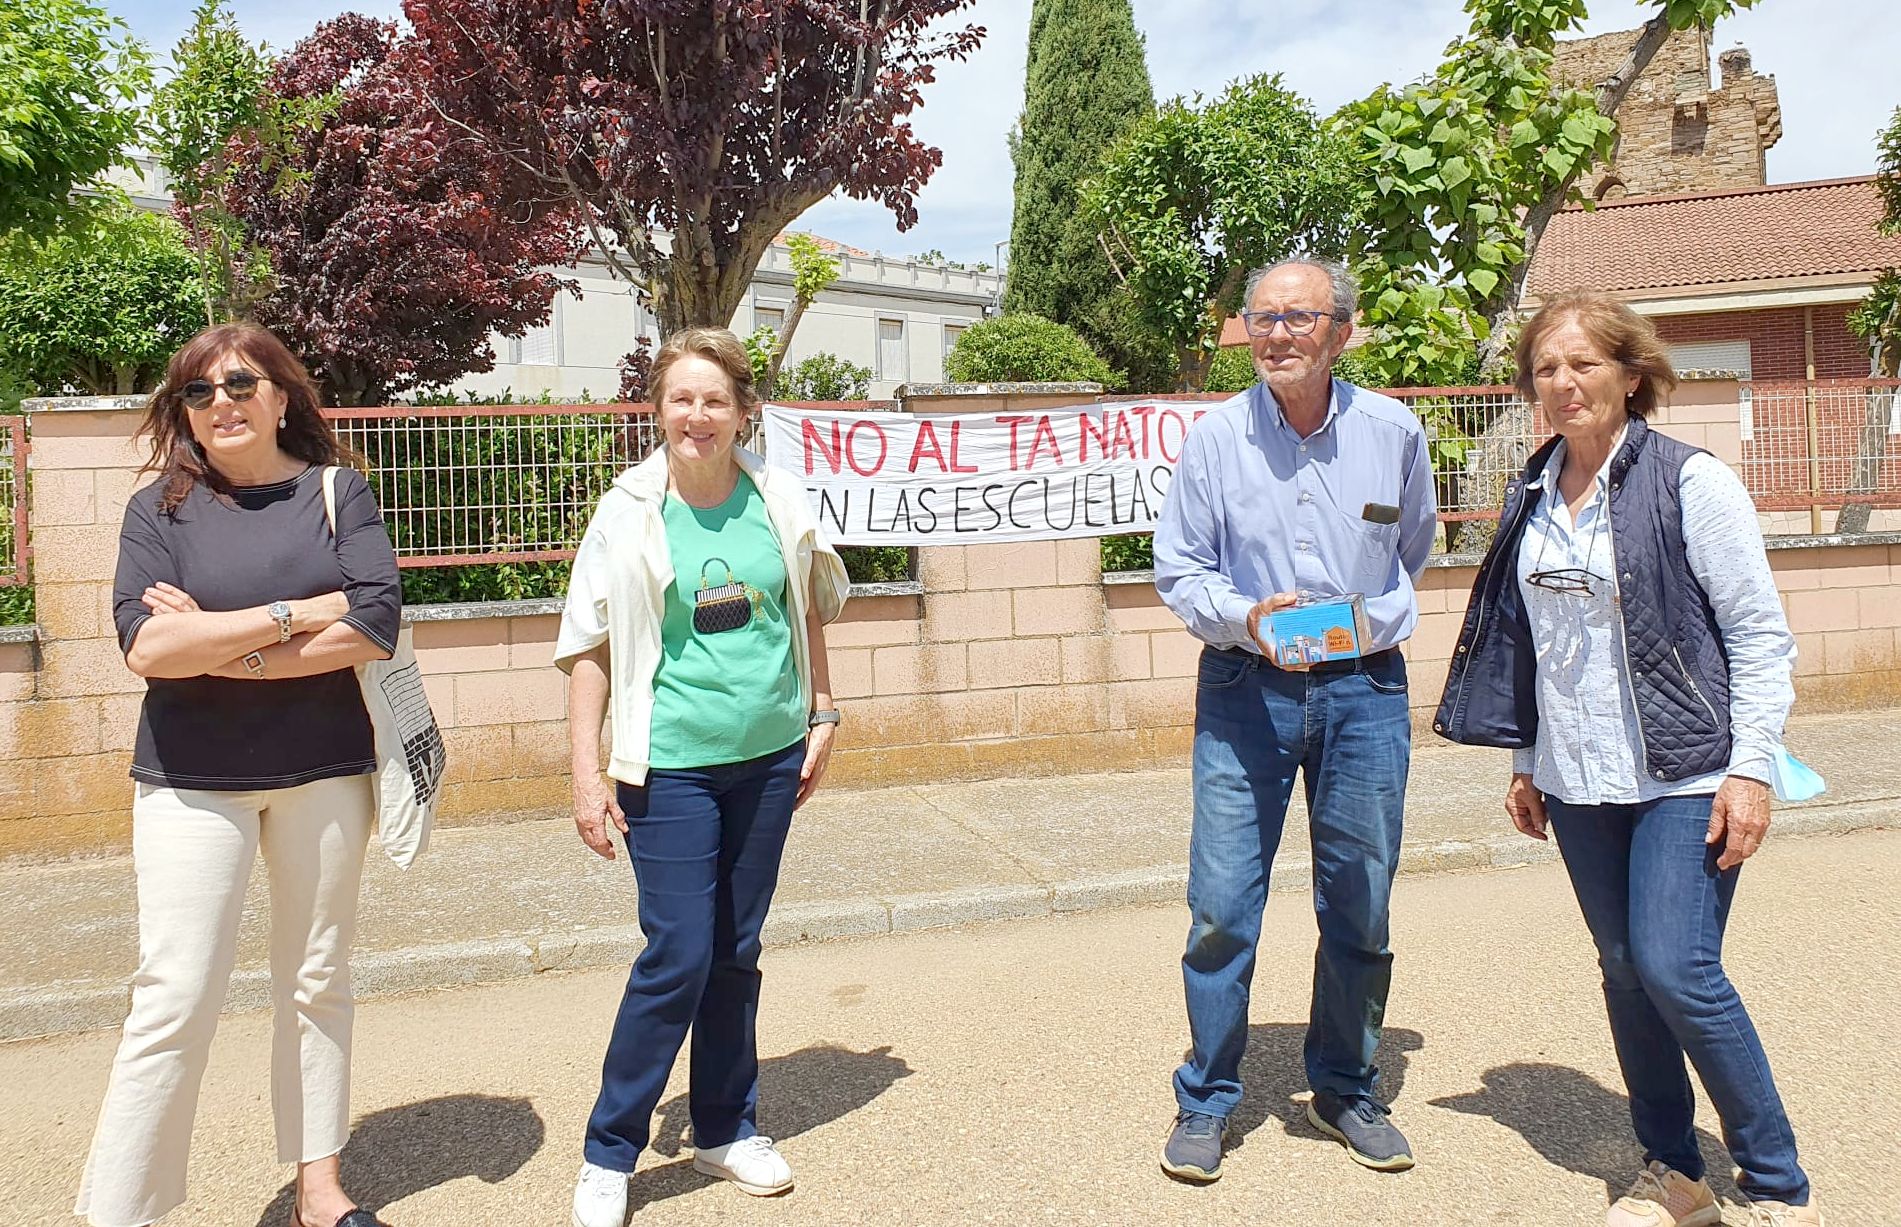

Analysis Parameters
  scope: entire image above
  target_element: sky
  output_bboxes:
[108,0,1901,266]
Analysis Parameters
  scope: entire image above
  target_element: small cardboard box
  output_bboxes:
[1263,594,1370,665]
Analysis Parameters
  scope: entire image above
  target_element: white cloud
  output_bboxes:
[110,0,1901,265]
[803,0,1901,263]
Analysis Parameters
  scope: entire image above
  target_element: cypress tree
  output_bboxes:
[1006,0,1160,386]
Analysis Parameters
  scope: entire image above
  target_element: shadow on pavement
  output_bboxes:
[629,1043,914,1209]
[1227,1022,1425,1148]
[253,1092,544,1225]
[1431,1063,1735,1202]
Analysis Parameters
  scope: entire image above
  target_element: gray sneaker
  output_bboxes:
[1160,1109,1226,1183]
[1306,1090,1414,1172]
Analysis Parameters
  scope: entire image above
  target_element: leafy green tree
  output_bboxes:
[1339,0,1763,386]
[775,353,872,401]
[944,313,1117,386]
[1006,0,1159,387]
[1203,347,1256,395]
[1842,102,1901,532]
[1084,75,1358,391]
[760,233,839,396]
[0,203,203,396]
[1849,104,1901,378]
[148,0,333,323]
[0,0,148,238]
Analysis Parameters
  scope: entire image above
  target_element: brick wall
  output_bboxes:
[3,390,1897,860]
[1653,304,1868,380]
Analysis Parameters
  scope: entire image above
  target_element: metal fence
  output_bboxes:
[0,417,27,586]
[1385,386,1543,528]
[318,384,1901,569]
[323,402,886,567]
[1738,379,1901,522]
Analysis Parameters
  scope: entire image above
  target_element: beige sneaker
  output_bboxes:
[1747,1201,1824,1226]
[1605,1160,1722,1227]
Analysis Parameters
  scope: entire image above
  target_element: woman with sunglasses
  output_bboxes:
[77,324,399,1227]
[1435,291,1818,1227]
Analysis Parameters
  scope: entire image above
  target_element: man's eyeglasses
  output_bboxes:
[1241,309,1347,338]
[1526,567,1605,597]
[180,370,268,411]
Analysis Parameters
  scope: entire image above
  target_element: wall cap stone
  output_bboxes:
[0,624,41,644]
[1100,532,1901,589]
[22,396,147,414]
[1763,530,1901,551]
[403,580,923,623]
[898,382,1104,397]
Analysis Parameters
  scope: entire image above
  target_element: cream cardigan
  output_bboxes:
[554,445,852,785]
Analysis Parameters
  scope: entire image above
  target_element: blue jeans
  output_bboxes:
[1174,646,1411,1117]
[1547,793,1809,1205]
[583,739,804,1173]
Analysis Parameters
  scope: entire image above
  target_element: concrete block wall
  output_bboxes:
[4,392,1897,860]
[0,407,149,858]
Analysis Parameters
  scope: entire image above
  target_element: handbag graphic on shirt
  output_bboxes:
[693,558,760,634]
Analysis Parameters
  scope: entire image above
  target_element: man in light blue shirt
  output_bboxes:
[1154,259,1435,1183]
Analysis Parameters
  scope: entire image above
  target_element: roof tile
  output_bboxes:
[1526,177,1901,297]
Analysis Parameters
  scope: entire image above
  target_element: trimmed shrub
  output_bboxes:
[944,313,1120,387]
[776,353,872,401]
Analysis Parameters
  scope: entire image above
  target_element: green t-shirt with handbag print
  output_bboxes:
[648,473,808,769]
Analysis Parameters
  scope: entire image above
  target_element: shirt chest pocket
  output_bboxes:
[1338,510,1400,594]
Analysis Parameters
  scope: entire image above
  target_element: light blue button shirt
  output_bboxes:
[1511,431,1796,802]
[1155,380,1437,652]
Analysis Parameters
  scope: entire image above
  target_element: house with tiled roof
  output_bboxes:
[1523,176,1898,380]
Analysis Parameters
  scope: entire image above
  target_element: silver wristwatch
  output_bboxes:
[268,600,293,643]
[808,708,841,728]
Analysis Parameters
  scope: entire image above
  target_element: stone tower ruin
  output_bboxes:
[1552,26,1782,201]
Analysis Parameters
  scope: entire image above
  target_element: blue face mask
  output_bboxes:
[1768,746,1826,803]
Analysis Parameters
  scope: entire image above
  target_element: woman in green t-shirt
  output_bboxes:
[556,327,851,1225]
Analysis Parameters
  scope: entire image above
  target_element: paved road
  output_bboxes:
[7,707,1899,1040]
[4,828,1897,1226]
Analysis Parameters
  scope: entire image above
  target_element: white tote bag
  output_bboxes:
[323,466,445,868]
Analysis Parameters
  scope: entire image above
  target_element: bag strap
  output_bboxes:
[321,464,339,537]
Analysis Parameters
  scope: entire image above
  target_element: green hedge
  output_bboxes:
[0,585,32,627]
[1100,533,1153,573]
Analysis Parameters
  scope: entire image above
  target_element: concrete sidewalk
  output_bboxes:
[4,708,1897,1039]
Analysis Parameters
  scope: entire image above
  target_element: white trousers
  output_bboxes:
[75,774,374,1227]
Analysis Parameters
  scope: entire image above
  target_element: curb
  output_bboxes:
[4,797,1892,1043]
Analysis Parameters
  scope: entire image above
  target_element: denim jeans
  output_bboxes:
[583,738,805,1173]
[1547,792,1809,1205]
[1174,645,1411,1117]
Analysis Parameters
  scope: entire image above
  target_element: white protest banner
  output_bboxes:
[761,402,1212,545]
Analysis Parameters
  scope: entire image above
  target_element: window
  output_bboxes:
[755,304,786,335]
[942,322,967,362]
[509,300,559,366]
[1667,339,1751,379]
[877,318,907,381]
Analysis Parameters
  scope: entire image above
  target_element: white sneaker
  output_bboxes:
[692,1135,794,1196]
[571,1160,629,1227]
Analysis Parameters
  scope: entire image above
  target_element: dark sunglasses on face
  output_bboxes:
[180,370,268,411]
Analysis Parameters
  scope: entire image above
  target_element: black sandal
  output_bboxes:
[291,1212,389,1227]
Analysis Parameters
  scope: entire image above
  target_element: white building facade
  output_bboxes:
[469,240,1002,403]
[113,152,1002,403]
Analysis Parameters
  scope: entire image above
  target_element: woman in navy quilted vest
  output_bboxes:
[1435,291,1819,1227]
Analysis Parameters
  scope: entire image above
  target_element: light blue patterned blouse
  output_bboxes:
[1511,428,1795,803]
